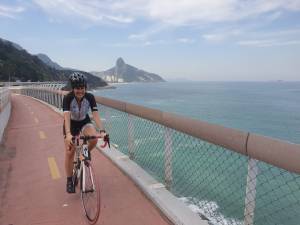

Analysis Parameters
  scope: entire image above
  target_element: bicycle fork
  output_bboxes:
[81,144,96,193]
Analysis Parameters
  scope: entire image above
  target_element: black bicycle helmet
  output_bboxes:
[69,72,87,89]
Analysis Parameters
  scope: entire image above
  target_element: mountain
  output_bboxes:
[0,38,23,50]
[0,39,64,82]
[36,53,64,70]
[91,57,165,83]
[36,53,77,71]
[0,38,107,89]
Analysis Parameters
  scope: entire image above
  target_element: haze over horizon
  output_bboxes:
[1,0,300,81]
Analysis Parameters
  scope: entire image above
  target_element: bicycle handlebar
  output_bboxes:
[72,134,110,148]
[72,135,101,140]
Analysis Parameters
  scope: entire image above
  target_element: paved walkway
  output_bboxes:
[0,94,172,225]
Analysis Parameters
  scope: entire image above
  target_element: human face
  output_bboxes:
[73,86,86,99]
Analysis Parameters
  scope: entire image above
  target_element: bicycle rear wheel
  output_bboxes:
[80,161,101,224]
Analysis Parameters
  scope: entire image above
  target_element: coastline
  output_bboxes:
[92,84,117,91]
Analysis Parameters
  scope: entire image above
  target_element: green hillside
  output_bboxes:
[0,39,64,82]
[0,38,107,88]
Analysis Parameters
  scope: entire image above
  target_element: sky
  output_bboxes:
[0,0,300,81]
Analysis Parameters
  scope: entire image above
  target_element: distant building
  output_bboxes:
[103,74,124,83]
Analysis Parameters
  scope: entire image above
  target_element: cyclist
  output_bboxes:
[63,72,106,193]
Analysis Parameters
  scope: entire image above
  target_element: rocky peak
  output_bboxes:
[91,57,165,83]
[116,57,125,68]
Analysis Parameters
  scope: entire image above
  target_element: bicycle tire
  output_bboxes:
[80,161,101,224]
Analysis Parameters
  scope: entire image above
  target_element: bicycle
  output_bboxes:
[71,133,110,224]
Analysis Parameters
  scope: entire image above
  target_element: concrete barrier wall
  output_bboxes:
[0,88,11,143]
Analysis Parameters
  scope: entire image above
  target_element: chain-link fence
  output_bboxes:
[17,87,300,225]
[98,104,300,225]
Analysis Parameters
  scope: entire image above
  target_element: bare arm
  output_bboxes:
[64,111,71,135]
[92,111,104,131]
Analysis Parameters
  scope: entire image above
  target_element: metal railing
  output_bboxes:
[0,81,67,87]
[16,86,300,225]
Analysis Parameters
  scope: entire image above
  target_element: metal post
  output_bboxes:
[55,92,58,108]
[49,90,51,105]
[128,114,135,159]
[60,94,63,110]
[54,86,59,108]
[244,158,259,225]
[46,90,50,103]
[104,107,111,134]
[164,127,173,190]
[51,89,54,106]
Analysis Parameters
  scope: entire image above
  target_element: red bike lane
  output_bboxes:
[0,94,172,225]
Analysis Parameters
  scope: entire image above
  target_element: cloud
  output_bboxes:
[202,34,227,42]
[61,37,89,44]
[5,0,296,47]
[236,28,300,47]
[31,0,300,25]
[177,38,195,44]
[0,4,25,18]
[237,39,300,47]
[104,39,168,48]
[32,0,134,24]
[28,0,300,45]
[252,28,300,38]
[201,27,300,46]
[137,0,300,25]
[202,29,242,42]
[128,24,170,41]
[266,11,282,22]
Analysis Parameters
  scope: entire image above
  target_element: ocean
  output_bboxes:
[94,81,300,144]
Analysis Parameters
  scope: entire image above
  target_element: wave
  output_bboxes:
[179,197,243,225]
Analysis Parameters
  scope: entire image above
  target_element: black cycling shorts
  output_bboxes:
[63,115,92,137]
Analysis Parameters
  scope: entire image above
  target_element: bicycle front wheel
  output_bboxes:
[80,161,101,224]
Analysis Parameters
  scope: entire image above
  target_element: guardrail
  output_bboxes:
[15,86,300,225]
[0,81,67,87]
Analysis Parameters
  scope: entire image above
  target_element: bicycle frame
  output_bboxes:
[73,139,95,193]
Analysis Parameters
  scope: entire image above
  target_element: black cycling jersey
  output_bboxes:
[62,91,98,136]
[63,92,98,121]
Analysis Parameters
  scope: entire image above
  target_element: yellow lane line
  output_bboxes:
[34,118,39,124]
[48,157,61,180]
[39,131,46,139]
